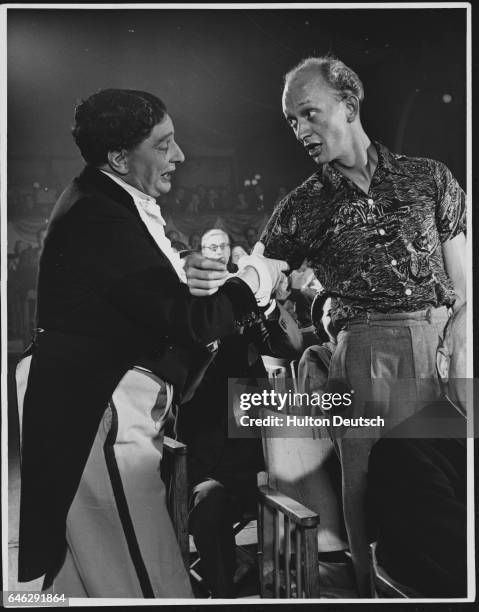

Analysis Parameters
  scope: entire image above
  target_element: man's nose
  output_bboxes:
[295,118,311,142]
[172,141,185,164]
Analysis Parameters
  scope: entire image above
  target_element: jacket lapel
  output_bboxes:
[54,166,183,280]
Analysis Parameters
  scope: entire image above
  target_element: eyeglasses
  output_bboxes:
[203,243,230,252]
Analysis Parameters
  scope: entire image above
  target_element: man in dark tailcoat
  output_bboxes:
[17,89,286,597]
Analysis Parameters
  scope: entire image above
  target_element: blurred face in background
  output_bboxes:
[201,229,231,264]
[321,297,337,343]
[189,233,201,251]
[231,245,248,265]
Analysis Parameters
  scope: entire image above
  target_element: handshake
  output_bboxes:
[185,241,289,305]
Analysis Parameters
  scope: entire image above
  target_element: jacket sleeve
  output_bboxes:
[51,196,259,347]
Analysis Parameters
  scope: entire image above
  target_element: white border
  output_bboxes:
[1,0,8,603]
[1,1,474,606]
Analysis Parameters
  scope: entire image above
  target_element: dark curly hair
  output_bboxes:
[72,89,167,165]
[311,292,340,343]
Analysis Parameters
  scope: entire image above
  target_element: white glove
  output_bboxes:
[237,241,289,306]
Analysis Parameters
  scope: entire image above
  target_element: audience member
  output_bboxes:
[234,192,249,212]
[196,184,208,209]
[206,187,220,211]
[251,184,265,212]
[220,187,233,210]
[201,228,231,267]
[244,226,258,252]
[298,294,338,404]
[186,191,201,214]
[166,229,180,243]
[230,244,248,272]
[179,331,266,598]
[189,232,201,251]
[169,185,188,211]
[170,240,189,253]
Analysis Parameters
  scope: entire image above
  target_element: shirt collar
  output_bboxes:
[374,140,413,178]
[100,170,166,224]
[320,140,412,186]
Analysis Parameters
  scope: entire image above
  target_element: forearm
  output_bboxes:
[442,232,467,309]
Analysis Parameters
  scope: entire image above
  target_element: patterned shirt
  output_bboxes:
[261,142,466,324]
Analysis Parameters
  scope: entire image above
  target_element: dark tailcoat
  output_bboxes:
[19,166,259,583]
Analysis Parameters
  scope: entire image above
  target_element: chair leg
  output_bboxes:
[303,529,320,597]
[258,500,275,598]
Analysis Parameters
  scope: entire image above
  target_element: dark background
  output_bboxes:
[8,7,467,192]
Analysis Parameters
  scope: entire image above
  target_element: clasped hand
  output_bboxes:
[185,241,289,298]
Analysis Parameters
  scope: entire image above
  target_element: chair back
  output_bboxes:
[260,353,346,553]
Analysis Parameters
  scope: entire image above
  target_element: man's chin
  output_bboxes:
[310,152,327,165]
[157,184,172,196]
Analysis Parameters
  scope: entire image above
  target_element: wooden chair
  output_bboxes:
[290,359,299,393]
[261,355,300,396]
[258,483,320,598]
[261,355,290,393]
[161,435,258,596]
[257,354,325,598]
[161,436,189,569]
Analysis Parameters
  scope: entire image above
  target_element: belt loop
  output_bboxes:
[425,307,432,323]
[366,312,371,326]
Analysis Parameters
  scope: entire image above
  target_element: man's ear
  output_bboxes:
[436,346,450,380]
[345,94,360,123]
[107,150,129,175]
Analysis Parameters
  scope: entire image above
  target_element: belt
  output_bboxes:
[344,306,450,326]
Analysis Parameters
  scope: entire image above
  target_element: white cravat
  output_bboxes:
[100,170,187,283]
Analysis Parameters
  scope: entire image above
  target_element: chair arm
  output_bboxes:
[161,435,189,569]
[163,435,187,455]
[258,485,320,528]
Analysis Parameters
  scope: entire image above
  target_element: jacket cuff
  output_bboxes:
[222,276,262,328]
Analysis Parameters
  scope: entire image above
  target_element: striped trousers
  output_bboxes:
[17,362,193,598]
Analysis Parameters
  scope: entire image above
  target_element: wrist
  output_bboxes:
[238,266,260,294]
[237,255,273,306]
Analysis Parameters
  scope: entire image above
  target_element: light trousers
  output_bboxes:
[328,306,449,596]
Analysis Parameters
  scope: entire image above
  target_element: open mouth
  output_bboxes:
[305,142,323,157]
[161,171,174,181]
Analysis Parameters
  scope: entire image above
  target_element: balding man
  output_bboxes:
[261,55,467,594]
[367,305,467,597]
[201,228,231,266]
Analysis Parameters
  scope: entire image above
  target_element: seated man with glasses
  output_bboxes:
[181,227,263,596]
[201,228,231,265]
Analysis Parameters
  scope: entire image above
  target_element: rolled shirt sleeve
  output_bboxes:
[432,161,467,242]
[260,194,309,271]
